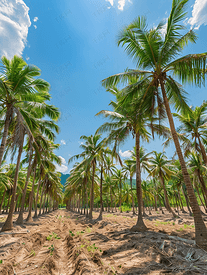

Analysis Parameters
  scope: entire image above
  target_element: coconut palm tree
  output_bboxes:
[97,89,167,230]
[68,134,106,219]
[0,55,51,167]
[101,0,207,246]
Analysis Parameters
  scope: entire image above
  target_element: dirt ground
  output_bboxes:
[0,209,207,274]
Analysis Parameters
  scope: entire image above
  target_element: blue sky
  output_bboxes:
[1,0,207,173]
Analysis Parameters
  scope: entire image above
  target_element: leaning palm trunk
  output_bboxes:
[0,106,13,168]
[16,153,33,225]
[132,132,147,231]
[89,162,96,219]
[1,136,24,232]
[160,80,207,247]
[0,189,6,213]
[26,166,37,222]
[33,179,42,218]
[130,176,135,214]
[42,194,47,214]
[119,181,122,213]
[38,181,46,216]
[97,166,103,220]
[85,177,88,217]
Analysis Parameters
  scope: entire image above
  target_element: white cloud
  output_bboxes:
[0,0,31,58]
[59,156,67,164]
[118,0,125,10]
[55,156,69,173]
[33,24,37,29]
[119,150,132,158]
[33,16,38,22]
[160,18,168,37]
[106,0,114,5]
[188,0,207,29]
[61,139,66,145]
[105,0,132,10]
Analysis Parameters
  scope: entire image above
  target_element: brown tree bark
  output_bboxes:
[1,136,24,232]
[16,153,33,225]
[89,161,96,220]
[38,181,46,216]
[132,132,147,231]
[160,173,177,218]
[33,178,42,218]
[130,176,135,214]
[0,189,6,213]
[26,166,36,222]
[97,166,103,220]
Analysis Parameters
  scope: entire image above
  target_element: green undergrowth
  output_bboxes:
[47,232,61,241]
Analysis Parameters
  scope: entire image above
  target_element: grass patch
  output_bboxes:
[155,221,171,226]
[47,232,61,241]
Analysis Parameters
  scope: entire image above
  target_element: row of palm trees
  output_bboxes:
[0,56,63,231]
[65,0,207,249]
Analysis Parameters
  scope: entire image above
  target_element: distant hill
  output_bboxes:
[61,173,70,190]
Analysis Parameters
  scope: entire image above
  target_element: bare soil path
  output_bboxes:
[0,209,207,274]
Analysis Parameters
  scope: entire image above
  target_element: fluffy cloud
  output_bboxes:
[0,0,31,58]
[61,139,66,145]
[119,150,132,158]
[55,156,68,173]
[188,0,207,29]
[105,0,132,10]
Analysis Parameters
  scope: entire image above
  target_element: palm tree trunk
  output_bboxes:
[39,181,46,216]
[110,186,113,213]
[0,106,12,167]
[130,176,135,214]
[89,162,96,220]
[16,153,33,225]
[181,185,192,215]
[119,181,122,213]
[5,191,11,213]
[85,177,88,217]
[160,173,177,218]
[0,189,6,213]
[15,194,19,212]
[160,80,207,247]
[98,166,103,220]
[177,190,185,213]
[26,166,36,222]
[33,178,41,218]
[1,136,24,232]
[133,132,147,231]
